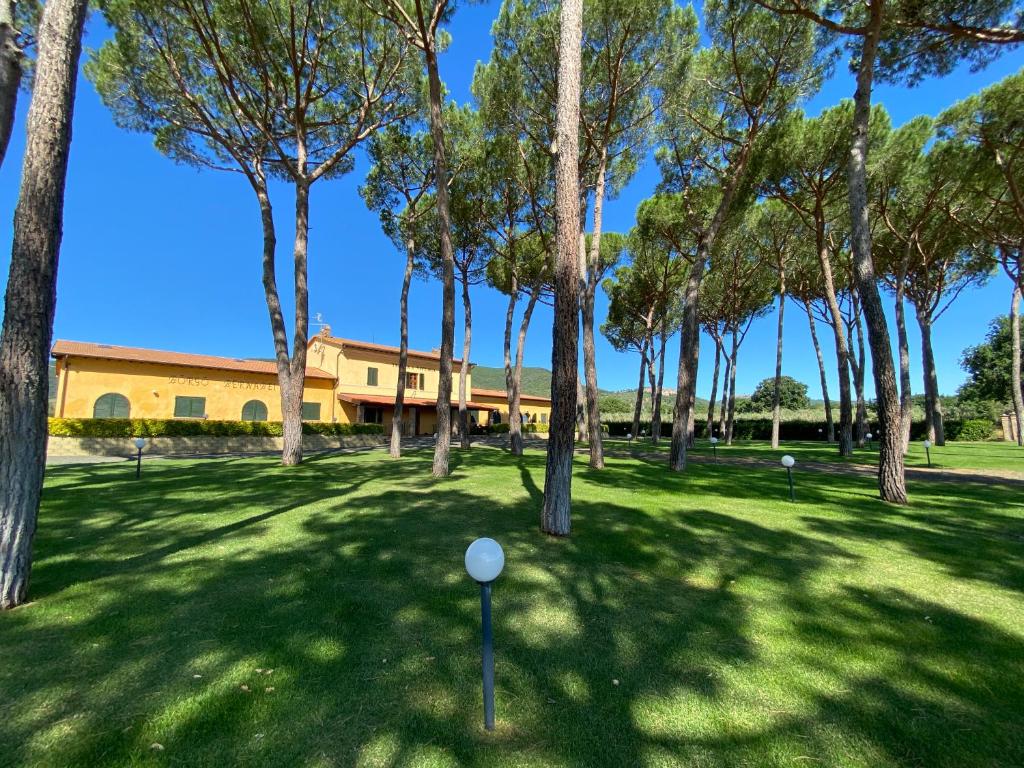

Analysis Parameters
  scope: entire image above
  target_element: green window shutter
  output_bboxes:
[241,400,268,421]
[174,396,191,418]
[302,402,321,421]
[93,393,130,418]
[419,373,425,390]
[190,397,206,418]
[367,367,378,386]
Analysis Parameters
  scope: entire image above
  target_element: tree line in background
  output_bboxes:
[0,0,1021,607]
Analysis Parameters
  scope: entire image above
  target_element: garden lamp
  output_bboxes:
[133,437,146,479]
[781,454,796,501]
[465,537,505,731]
[923,439,932,467]
[865,432,873,449]
[626,432,633,448]
[710,436,719,462]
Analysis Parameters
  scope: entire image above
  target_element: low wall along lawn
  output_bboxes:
[47,418,385,457]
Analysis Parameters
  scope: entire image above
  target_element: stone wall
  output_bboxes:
[47,433,385,458]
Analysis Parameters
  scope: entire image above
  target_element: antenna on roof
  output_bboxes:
[312,312,330,338]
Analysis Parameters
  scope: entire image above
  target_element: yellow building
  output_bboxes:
[51,329,551,435]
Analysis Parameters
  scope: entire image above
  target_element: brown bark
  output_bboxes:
[0,0,88,610]
[894,281,913,454]
[847,11,907,503]
[850,302,868,447]
[916,309,945,445]
[392,237,416,458]
[582,147,608,468]
[803,299,834,441]
[725,329,739,445]
[651,322,668,443]
[424,46,456,478]
[718,339,730,438]
[771,265,786,449]
[669,258,704,469]
[631,339,647,439]
[458,266,472,450]
[509,281,543,455]
[0,0,23,170]
[502,271,520,454]
[706,337,721,437]
[816,226,854,456]
[541,0,582,536]
[1011,285,1024,447]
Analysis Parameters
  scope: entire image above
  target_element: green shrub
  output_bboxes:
[523,423,549,433]
[955,419,994,442]
[49,418,382,438]
[491,423,510,434]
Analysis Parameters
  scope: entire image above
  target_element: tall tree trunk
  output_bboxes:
[804,299,834,441]
[652,323,668,443]
[1011,285,1024,447]
[0,0,88,610]
[847,14,907,503]
[458,267,472,450]
[916,308,945,445]
[707,337,721,437]
[423,48,456,478]
[582,147,607,468]
[0,0,23,170]
[276,177,311,466]
[771,265,785,449]
[852,305,868,447]
[631,340,647,439]
[669,258,704,469]
[645,334,658,437]
[511,279,542,456]
[718,342,730,438]
[894,280,912,454]
[503,272,521,455]
[541,0,582,536]
[391,236,416,458]
[817,231,854,456]
[725,329,739,445]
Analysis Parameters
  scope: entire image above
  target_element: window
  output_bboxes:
[301,402,322,421]
[241,400,268,421]
[93,393,130,418]
[540,413,548,424]
[406,372,424,390]
[174,396,206,418]
[491,410,502,425]
[367,367,378,386]
[362,406,384,424]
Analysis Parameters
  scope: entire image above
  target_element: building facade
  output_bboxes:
[52,329,551,434]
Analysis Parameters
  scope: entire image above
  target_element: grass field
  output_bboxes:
[2,445,1023,767]
[610,438,1024,473]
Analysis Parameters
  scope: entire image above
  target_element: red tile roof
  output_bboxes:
[336,392,497,410]
[52,340,335,380]
[471,387,551,403]
[317,335,468,366]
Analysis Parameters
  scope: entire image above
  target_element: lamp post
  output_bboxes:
[923,439,932,467]
[465,537,505,731]
[865,432,873,450]
[709,436,719,463]
[781,454,796,501]
[626,432,633,448]
[133,437,145,479]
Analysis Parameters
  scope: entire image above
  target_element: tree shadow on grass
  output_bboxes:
[1,450,1022,767]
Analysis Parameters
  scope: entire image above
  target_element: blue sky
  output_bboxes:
[0,3,1021,400]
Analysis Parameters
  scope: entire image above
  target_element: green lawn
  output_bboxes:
[610,437,1024,472]
[2,446,1023,767]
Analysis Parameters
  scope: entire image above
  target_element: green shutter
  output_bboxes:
[367,367,378,386]
[241,400,268,421]
[302,402,321,421]
[174,396,191,417]
[93,393,130,418]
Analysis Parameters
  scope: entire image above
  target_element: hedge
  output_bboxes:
[48,418,384,438]
[602,417,987,442]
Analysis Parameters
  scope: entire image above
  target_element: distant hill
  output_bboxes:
[473,365,552,397]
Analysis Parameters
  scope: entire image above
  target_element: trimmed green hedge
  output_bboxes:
[491,423,510,434]
[523,423,549,433]
[49,418,383,438]
[602,417,989,442]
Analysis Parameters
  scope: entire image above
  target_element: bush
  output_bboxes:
[491,423,510,434]
[49,418,382,438]
[523,423,549,433]
[956,419,995,442]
